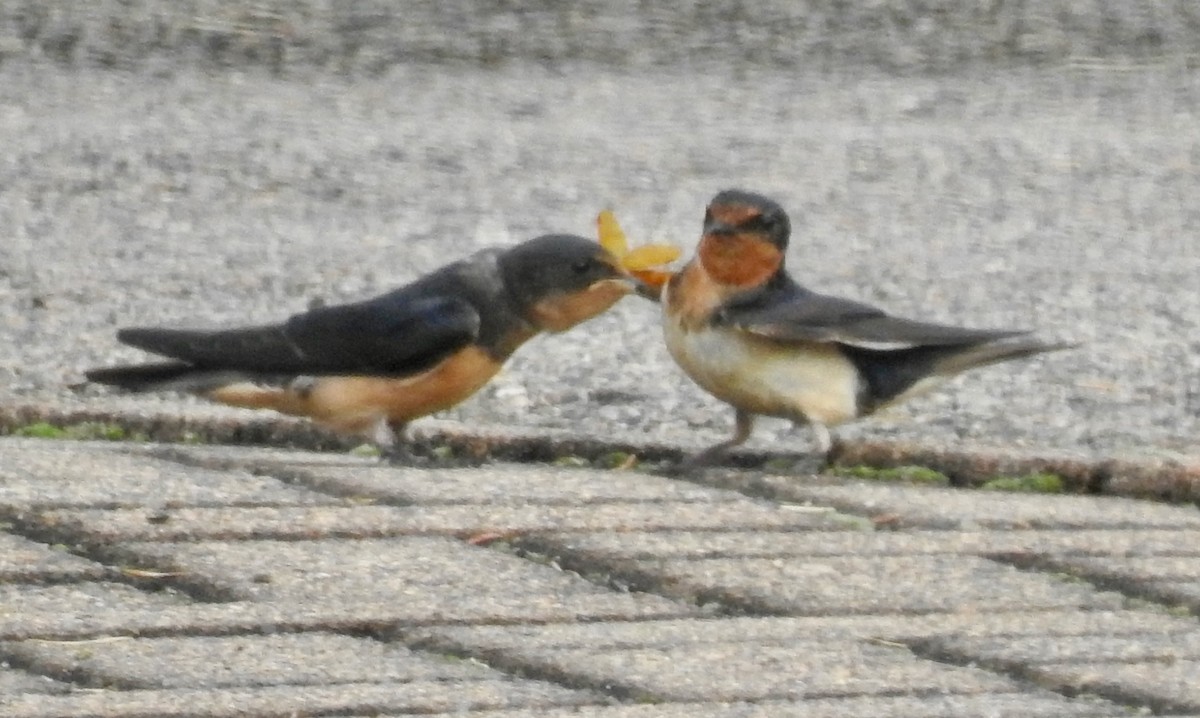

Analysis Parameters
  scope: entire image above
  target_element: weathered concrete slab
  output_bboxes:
[469,640,1019,702]
[411,610,1199,654]
[0,666,73,695]
[0,533,106,582]
[711,479,1200,530]
[2,632,509,688]
[0,679,598,718]
[1,582,695,642]
[0,583,195,640]
[1052,555,1200,583]
[116,536,696,619]
[926,630,1200,665]
[454,694,1135,718]
[625,555,1124,614]
[27,501,849,543]
[0,441,334,509]
[1030,660,1200,713]
[218,457,757,506]
[1144,581,1200,608]
[2,437,1197,715]
[535,528,1200,560]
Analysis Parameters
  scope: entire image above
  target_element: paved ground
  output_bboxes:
[2,3,1200,715]
[2,56,1199,461]
[2,435,1200,717]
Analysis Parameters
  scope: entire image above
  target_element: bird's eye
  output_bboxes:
[756,213,780,232]
[571,258,595,274]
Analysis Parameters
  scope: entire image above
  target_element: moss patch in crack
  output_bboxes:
[553,455,590,468]
[11,422,67,439]
[981,472,1065,494]
[10,420,146,442]
[831,464,949,485]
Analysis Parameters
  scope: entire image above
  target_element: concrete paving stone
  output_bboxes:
[412,611,1198,664]
[1030,660,1200,713]
[154,444,383,470]
[118,536,696,620]
[0,533,107,582]
[0,583,194,640]
[3,582,695,642]
[0,441,337,509]
[0,666,73,695]
[628,555,1125,615]
[927,630,1200,666]
[1145,581,1200,608]
[30,501,849,544]
[1054,555,1200,583]
[451,693,1135,718]
[1,632,503,688]
[457,639,1019,702]
[226,457,763,506]
[743,479,1200,529]
[0,679,598,718]
[538,528,1200,561]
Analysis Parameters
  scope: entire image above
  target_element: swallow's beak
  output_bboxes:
[582,257,640,298]
[631,275,662,301]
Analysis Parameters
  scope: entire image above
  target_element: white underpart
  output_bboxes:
[663,318,862,434]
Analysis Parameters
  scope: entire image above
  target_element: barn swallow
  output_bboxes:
[661,189,1072,465]
[87,234,638,452]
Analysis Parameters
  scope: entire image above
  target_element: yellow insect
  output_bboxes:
[596,210,680,293]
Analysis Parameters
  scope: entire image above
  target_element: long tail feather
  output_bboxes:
[85,362,249,394]
[931,337,1077,376]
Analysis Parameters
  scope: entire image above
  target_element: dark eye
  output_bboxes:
[571,258,596,275]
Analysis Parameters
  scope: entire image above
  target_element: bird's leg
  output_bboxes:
[790,417,833,458]
[682,409,755,469]
[372,418,425,465]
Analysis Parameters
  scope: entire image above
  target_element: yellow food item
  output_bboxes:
[596,210,680,291]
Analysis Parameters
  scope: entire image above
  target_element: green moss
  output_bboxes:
[12,421,143,441]
[348,443,381,457]
[75,422,127,441]
[832,464,949,485]
[429,445,456,461]
[553,455,590,468]
[596,451,635,469]
[981,472,1064,494]
[12,422,67,439]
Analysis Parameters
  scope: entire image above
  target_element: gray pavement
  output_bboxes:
[3,3,1200,716]
[1,18,1199,461]
[2,436,1200,717]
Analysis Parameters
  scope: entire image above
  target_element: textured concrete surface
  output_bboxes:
[1,4,1199,464]
[2,4,1200,716]
[2,436,1199,716]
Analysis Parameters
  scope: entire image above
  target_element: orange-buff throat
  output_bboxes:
[697,232,783,289]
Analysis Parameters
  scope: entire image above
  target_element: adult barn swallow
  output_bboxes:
[87,234,637,449]
[662,189,1070,463]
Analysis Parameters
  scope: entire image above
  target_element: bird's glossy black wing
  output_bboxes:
[717,285,1026,349]
[117,293,480,377]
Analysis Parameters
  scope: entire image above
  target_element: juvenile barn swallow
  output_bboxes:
[87,234,637,449]
[662,189,1070,464]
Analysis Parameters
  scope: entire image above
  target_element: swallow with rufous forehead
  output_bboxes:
[660,189,1073,465]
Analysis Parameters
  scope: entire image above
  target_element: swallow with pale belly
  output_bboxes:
[661,189,1071,464]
